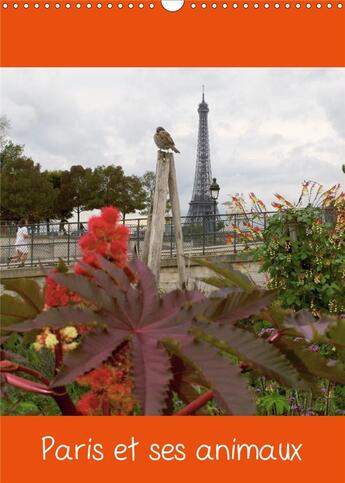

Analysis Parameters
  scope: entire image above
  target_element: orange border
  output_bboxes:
[1,1,345,67]
[1,4,345,482]
[1,416,345,483]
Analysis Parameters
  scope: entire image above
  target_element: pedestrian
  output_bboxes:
[7,218,30,267]
[59,218,67,235]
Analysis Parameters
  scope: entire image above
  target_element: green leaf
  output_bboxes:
[56,258,69,273]
[195,259,255,291]
[0,278,44,336]
[328,319,345,363]
[15,401,40,415]
[0,294,39,330]
[259,394,289,415]
[1,278,44,313]
[328,319,345,345]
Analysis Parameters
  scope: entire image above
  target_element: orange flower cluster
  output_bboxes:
[76,347,135,416]
[225,182,345,252]
[226,221,263,247]
[226,234,233,244]
[41,207,137,414]
[322,184,342,207]
[232,193,267,213]
[39,208,131,351]
[44,207,132,312]
[273,193,294,208]
[231,196,244,210]
[44,271,81,308]
[75,206,130,275]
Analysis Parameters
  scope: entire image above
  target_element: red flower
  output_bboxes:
[0,360,19,372]
[42,206,133,379]
[76,350,135,416]
[44,270,81,307]
[79,233,98,251]
[75,205,130,275]
[77,367,113,390]
[45,274,70,307]
[89,367,113,390]
[100,206,120,224]
[88,217,110,238]
[226,234,233,245]
[112,224,129,240]
[77,392,102,415]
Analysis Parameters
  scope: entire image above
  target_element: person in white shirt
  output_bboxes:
[8,219,30,267]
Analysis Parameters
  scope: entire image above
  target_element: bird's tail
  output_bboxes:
[172,146,180,154]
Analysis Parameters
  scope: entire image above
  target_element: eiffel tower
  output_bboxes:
[186,88,219,224]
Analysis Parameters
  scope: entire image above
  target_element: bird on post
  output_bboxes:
[154,127,180,153]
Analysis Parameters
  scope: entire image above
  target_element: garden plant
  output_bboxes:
[226,181,345,315]
[1,205,344,416]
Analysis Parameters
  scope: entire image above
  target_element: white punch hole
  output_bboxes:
[161,0,184,11]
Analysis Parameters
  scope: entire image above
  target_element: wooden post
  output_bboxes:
[145,151,187,289]
[142,208,152,264]
[147,151,170,284]
[168,154,186,288]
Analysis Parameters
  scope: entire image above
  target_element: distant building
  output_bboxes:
[185,89,219,224]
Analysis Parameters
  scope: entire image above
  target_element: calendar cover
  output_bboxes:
[1,2,344,482]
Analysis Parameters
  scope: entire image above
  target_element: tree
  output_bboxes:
[0,115,10,151]
[140,170,156,215]
[140,170,171,216]
[87,165,125,210]
[0,140,23,165]
[44,170,71,224]
[119,174,146,220]
[57,165,94,226]
[0,142,56,222]
[89,166,146,220]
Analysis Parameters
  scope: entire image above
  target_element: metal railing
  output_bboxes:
[0,212,275,268]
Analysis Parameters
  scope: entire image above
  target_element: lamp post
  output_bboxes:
[210,177,220,245]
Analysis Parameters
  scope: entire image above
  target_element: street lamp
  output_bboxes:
[210,177,220,245]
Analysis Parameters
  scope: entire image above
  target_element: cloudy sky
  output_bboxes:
[1,68,344,216]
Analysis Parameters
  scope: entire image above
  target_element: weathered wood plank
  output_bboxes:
[147,151,170,284]
[142,204,152,264]
[168,154,186,289]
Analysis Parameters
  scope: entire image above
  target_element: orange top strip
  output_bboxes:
[1,2,345,67]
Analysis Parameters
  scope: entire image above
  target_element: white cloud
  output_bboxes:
[1,67,344,214]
